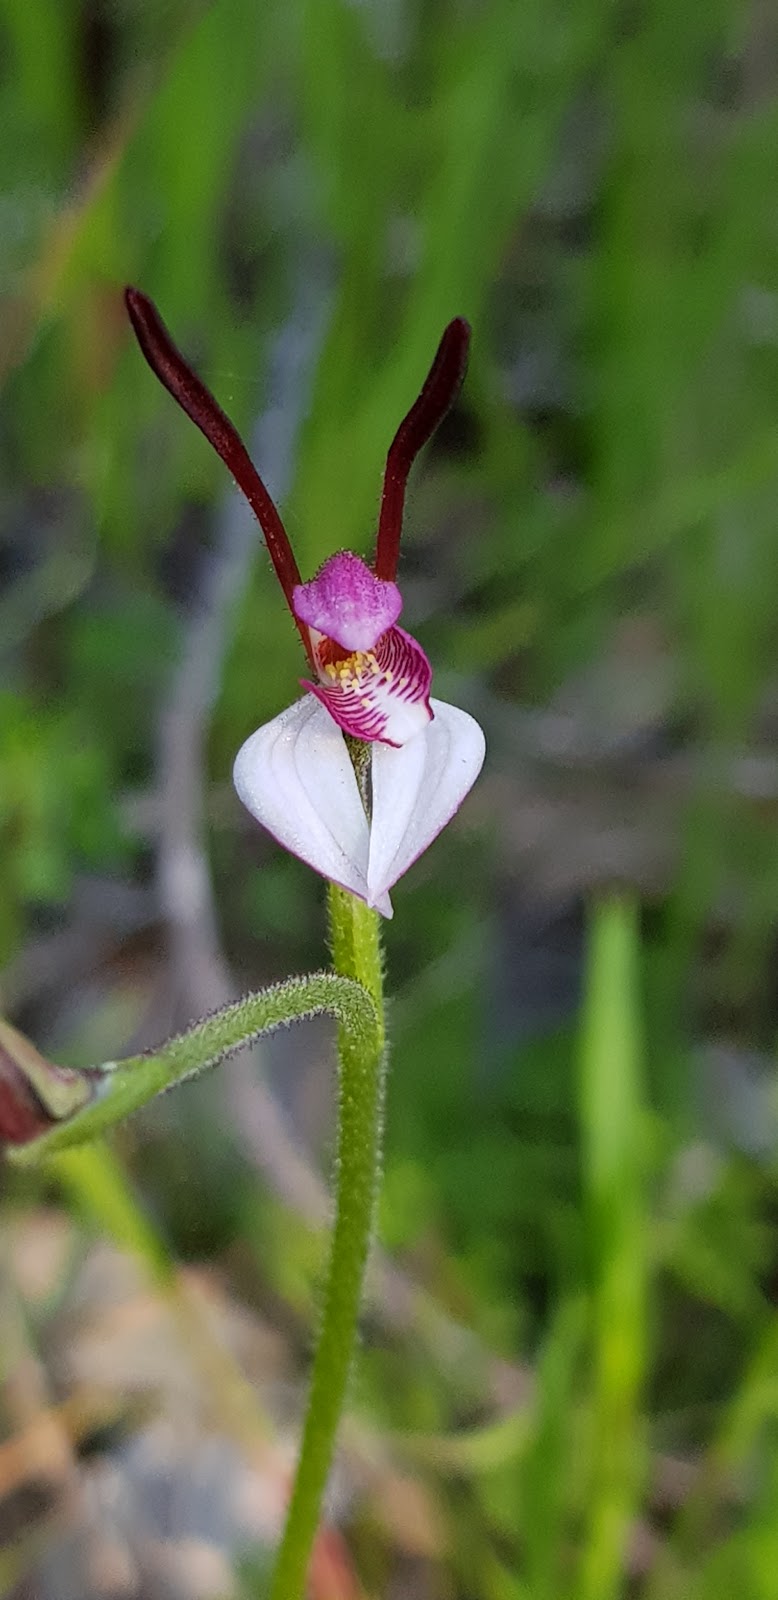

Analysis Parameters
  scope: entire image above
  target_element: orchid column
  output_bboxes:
[124,289,485,1598]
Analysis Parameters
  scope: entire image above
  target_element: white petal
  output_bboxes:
[233,697,372,904]
[367,699,485,907]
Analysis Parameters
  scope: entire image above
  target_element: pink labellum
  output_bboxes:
[304,624,433,747]
[233,697,485,916]
[293,552,402,653]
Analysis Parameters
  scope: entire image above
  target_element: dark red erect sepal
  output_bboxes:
[124,287,314,665]
[374,318,471,583]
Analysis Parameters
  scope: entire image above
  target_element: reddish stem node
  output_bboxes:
[374,317,471,582]
[124,287,313,663]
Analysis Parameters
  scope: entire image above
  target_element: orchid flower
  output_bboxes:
[125,290,485,915]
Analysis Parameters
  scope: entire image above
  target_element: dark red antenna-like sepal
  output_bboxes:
[374,318,471,582]
[124,287,313,662]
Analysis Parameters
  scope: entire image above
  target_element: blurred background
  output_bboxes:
[2,0,778,1595]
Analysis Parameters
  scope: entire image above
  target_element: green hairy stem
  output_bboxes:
[268,885,386,1600]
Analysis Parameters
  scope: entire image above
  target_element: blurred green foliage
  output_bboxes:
[3,0,778,1595]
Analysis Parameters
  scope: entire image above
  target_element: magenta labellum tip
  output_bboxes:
[293,552,402,652]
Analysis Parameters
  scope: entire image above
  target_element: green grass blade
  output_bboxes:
[578,896,648,1600]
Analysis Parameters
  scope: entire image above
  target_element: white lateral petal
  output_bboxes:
[367,699,486,906]
[233,697,371,903]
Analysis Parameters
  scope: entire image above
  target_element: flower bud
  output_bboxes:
[0,1019,93,1146]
